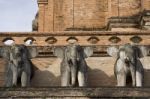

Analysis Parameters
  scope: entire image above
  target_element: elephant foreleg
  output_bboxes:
[61,70,70,86]
[71,66,77,86]
[117,73,126,86]
[130,66,136,86]
[12,69,17,87]
[5,69,13,87]
[78,71,86,87]
[21,71,29,87]
[5,77,12,87]
[136,60,144,87]
[136,71,143,87]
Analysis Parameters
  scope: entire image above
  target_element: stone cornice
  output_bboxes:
[0,31,149,36]
[0,87,150,98]
[0,31,150,57]
[38,0,48,4]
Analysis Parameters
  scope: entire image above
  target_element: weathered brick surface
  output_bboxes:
[142,0,150,10]
[37,0,150,32]
[73,0,108,29]
[118,0,141,17]
[38,4,45,32]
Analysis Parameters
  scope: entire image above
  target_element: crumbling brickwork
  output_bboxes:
[37,0,150,32]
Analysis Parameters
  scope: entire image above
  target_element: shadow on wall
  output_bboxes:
[31,66,116,87]
[30,58,61,87]
[87,66,116,87]
[144,69,150,86]
[30,57,116,87]
[30,64,116,87]
[31,66,61,86]
[30,57,150,87]
[87,68,150,87]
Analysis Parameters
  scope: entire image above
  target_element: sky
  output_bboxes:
[0,0,38,32]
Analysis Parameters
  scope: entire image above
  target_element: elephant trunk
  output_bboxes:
[70,59,78,86]
[12,65,18,87]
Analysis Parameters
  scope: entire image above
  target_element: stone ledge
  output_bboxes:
[37,0,48,4]
[0,31,150,36]
[107,17,140,30]
[0,87,150,98]
[0,31,150,57]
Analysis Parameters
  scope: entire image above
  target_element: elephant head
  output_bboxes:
[54,44,93,87]
[1,45,37,66]
[107,44,148,62]
[0,44,38,87]
[107,43,149,86]
[54,44,93,63]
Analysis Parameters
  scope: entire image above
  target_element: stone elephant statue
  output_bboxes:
[54,44,93,87]
[0,44,38,87]
[107,43,148,87]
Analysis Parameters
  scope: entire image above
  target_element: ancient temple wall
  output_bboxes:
[0,31,149,87]
[31,57,150,87]
[118,0,142,17]
[30,57,116,87]
[0,57,150,87]
[142,0,150,10]
[38,3,46,32]
[37,0,109,32]
[53,0,73,31]
[37,0,150,32]
[73,0,108,29]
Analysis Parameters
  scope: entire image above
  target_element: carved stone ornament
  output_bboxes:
[45,37,57,44]
[130,36,142,43]
[87,36,99,44]
[109,36,121,43]
[66,37,78,44]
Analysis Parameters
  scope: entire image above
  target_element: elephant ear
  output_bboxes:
[27,46,38,58]
[83,47,93,58]
[0,46,10,60]
[137,46,149,58]
[54,47,64,58]
[107,46,119,57]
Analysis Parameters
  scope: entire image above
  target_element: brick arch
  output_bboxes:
[45,37,57,44]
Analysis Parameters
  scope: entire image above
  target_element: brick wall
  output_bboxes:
[37,0,150,32]
[73,0,108,29]
[118,0,141,17]
[142,0,150,10]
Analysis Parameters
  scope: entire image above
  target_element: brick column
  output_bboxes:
[38,0,48,32]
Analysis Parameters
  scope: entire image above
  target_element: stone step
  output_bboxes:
[0,87,150,98]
